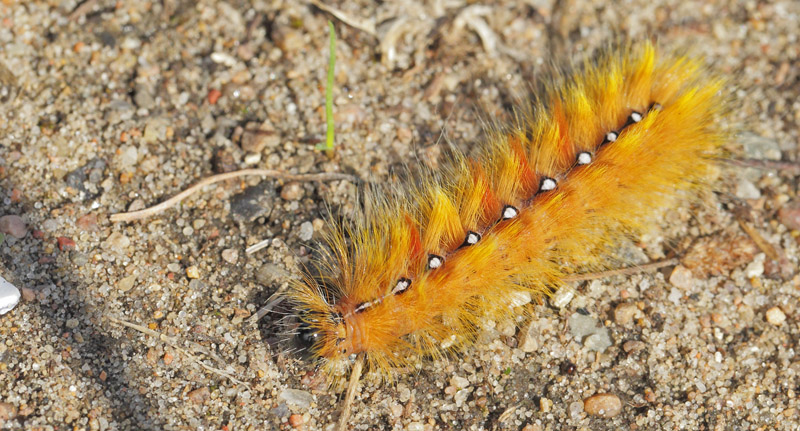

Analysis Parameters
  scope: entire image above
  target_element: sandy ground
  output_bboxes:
[1,0,799,430]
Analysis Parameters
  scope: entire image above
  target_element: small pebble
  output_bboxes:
[584,332,613,352]
[0,215,27,238]
[766,306,787,326]
[240,121,279,152]
[396,384,411,403]
[744,253,765,278]
[518,320,539,353]
[644,388,657,403]
[207,88,222,104]
[735,177,761,200]
[117,145,138,169]
[298,221,314,241]
[0,275,21,315]
[614,303,638,325]
[118,274,137,292]
[186,266,200,279]
[230,182,275,222]
[278,389,314,409]
[550,287,575,308]
[583,393,622,418]
[569,313,612,352]
[104,232,131,252]
[0,402,17,421]
[21,287,36,302]
[450,375,469,389]
[281,182,305,201]
[127,199,146,212]
[221,248,239,264]
[57,236,76,251]
[669,265,695,289]
[186,387,210,404]
[243,152,261,165]
[778,201,800,231]
[667,288,682,305]
[75,214,98,231]
[740,132,782,160]
[568,401,584,420]
[622,340,646,354]
[454,388,470,406]
[539,397,553,413]
[272,26,304,54]
[389,402,403,418]
[256,263,291,285]
[288,414,304,428]
[508,290,532,308]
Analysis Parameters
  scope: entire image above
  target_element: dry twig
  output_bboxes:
[337,355,364,431]
[310,0,376,35]
[563,258,680,283]
[726,158,800,174]
[110,169,357,222]
[107,315,249,386]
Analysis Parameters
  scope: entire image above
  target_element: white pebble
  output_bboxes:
[0,275,21,315]
[277,388,314,408]
[766,306,786,326]
[221,249,239,264]
[550,287,575,308]
[744,253,765,278]
[298,221,314,241]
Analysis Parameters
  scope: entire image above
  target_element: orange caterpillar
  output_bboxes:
[290,42,727,383]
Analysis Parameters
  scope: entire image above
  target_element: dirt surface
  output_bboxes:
[1,0,799,430]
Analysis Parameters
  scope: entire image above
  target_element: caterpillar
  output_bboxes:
[289,41,727,387]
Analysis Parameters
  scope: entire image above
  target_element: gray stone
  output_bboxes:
[277,388,313,408]
[0,215,27,239]
[298,221,314,241]
[230,182,275,222]
[740,132,782,160]
[568,312,612,352]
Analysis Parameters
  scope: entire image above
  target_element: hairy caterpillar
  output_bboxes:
[289,41,727,386]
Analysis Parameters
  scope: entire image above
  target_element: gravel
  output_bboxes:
[1,0,799,430]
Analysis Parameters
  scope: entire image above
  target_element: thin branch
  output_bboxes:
[562,258,680,283]
[338,355,364,431]
[107,315,249,386]
[69,0,99,21]
[110,169,357,222]
[725,158,800,174]
[309,0,376,35]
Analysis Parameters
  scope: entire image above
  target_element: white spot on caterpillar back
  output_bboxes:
[539,177,557,192]
[427,254,443,269]
[502,205,518,220]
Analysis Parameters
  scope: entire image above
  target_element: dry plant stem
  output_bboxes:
[69,0,99,20]
[310,0,376,35]
[735,218,783,262]
[107,315,249,386]
[563,258,680,282]
[109,169,357,222]
[337,355,364,431]
[727,158,800,174]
